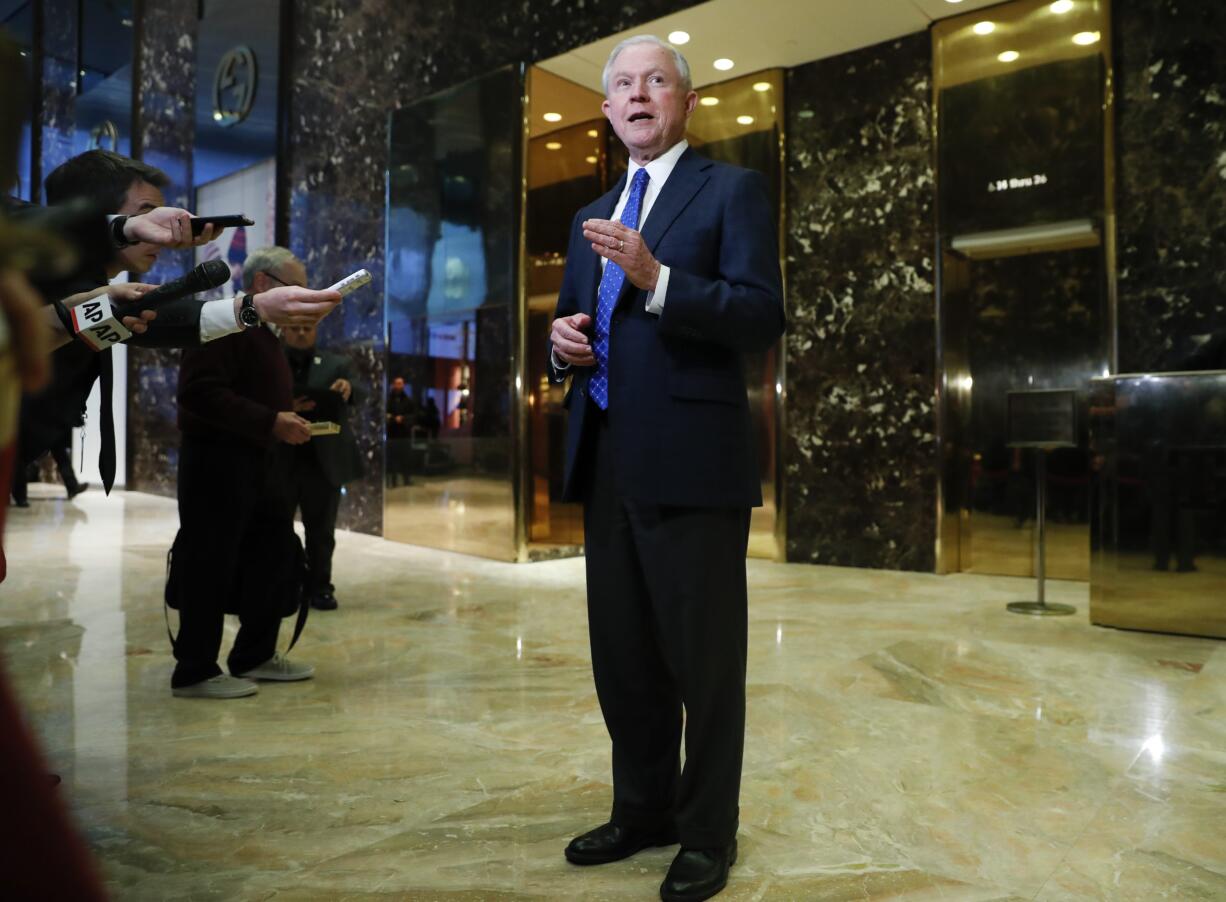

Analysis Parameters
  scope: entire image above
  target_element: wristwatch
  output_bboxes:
[109,214,135,248]
[238,292,262,328]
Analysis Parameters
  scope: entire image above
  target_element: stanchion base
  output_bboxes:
[1007,601,1076,616]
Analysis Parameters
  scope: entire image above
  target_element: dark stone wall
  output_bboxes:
[1113,0,1226,372]
[125,1,198,498]
[783,34,937,570]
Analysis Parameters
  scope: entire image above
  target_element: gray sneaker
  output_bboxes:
[236,653,315,682]
[172,674,259,699]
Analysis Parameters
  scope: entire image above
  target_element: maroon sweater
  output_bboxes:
[177,326,292,447]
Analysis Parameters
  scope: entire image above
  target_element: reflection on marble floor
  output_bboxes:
[2,491,1225,900]
[967,512,1090,581]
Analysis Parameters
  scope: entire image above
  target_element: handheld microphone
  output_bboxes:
[119,258,231,311]
[72,260,232,351]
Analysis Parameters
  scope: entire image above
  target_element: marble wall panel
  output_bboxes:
[783,34,937,571]
[286,0,701,534]
[38,0,78,188]
[125,2,198,497]
[1114,0,1226,371]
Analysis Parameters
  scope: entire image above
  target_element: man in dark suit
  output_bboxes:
[549,35,785,902]
[385,375,416,486]
[280,266,364,611]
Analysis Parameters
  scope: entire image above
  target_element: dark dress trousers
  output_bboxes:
[171,326,295,688]
[549,148,786,849]
[285,347,364,595]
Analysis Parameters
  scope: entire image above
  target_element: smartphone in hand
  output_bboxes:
[189,214,254,236]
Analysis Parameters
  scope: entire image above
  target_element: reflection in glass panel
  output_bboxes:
[75,0,134,157]
[385,66,521,560]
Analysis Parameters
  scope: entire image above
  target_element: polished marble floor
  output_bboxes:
[2,488,1225,900]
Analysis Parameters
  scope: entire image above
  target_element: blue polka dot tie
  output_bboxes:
[588,167,650,411]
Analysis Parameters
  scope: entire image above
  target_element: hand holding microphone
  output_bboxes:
[69,260,232,351]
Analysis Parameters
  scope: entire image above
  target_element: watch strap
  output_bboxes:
[109,215,134,248]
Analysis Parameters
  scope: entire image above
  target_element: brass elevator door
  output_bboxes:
[946,246,1107,580]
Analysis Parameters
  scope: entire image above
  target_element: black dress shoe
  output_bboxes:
[66,481,89,499]
[660,840,737,901]
[564,822,678,865]
[310,592,338,611]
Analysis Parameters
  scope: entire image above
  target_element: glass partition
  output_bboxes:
[385,65,523,560]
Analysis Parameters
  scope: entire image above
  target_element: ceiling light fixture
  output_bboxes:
[585,155,598,164]
[1072,31,1101,45]
[668,30,690,45]
[713,58,734,71]
[998,50,1020,62]
[736,115,754,125]
[545,141,562,150]
[752,82,771,92]
[1050,0,1074,12]
[973,21,996,35]
[586,128,598,137]
[699,96,720,106]
[543,112,562,123]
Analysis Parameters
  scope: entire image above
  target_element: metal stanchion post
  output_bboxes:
[1008,449,1076,616]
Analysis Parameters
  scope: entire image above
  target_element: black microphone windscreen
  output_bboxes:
[196,258,232,290]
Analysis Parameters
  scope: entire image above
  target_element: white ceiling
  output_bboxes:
[538,0,1005,92]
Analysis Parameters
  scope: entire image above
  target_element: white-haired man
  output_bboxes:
[168,246,318,699]
[548,35,785,902]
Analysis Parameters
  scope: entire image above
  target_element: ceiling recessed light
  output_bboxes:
[545,141,562,150]
[973,21,996,35]
[586,128,599,137]
[752,82,771,92]
[713,58,734,71]
[585,155,598,164]
[1050,0,1074,12]
[668,30,690,45]
[699,96,720,106]
[998,50,1020,62]
[736,115,755,125]
[1072,30,1101,45]
[542,112,562,123]
[945,0,964,3]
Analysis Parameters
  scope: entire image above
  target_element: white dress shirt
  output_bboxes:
[198,296,245,342]
[553,139,689,371]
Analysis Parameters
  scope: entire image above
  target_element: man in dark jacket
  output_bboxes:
[169,246,321,699]
[280,257,364,611]
[386,375,416,487]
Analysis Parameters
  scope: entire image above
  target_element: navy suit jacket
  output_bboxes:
[549,148,785,509]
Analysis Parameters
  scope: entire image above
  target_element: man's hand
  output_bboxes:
[0,270,50,391]
[583,219,661,291]
[60,283,159,335]
[292,395,316,414]
[272,411,312,445]
[550,312,596,367]
[249,285,343,327]
[124,208,216,248]
[330,378,352,401]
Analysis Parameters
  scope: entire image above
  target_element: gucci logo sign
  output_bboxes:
[212,45,258,127]
[89,120,120,151]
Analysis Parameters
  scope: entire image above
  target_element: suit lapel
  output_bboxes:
[579,176,626,316]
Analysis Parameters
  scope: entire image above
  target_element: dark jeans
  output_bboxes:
[170,437,291,688]
[288,450,341,595]
[581,411,749,850]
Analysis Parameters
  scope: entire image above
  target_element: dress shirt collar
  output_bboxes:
[625,139,689,193]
